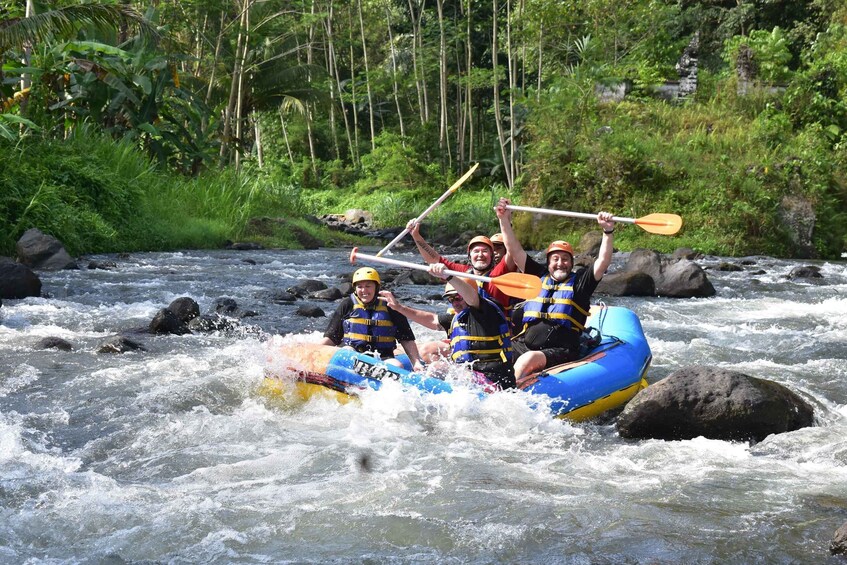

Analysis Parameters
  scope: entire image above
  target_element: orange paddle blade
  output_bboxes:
[634,213,683,235]
[490,272,542,300]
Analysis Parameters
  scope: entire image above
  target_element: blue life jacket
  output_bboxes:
[341,294,397,355]
[449,297,513,365]
[521,273,590,335]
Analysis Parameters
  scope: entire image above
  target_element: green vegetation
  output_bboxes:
[1,0,845,259]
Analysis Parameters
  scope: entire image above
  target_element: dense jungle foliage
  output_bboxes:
[1,0,845,258]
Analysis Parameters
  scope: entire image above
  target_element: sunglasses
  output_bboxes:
[445,294,464,304]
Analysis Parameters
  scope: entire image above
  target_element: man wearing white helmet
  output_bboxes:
[321,267,423,370]
[495,197,615,379]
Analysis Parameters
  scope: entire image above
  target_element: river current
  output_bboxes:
[1,246,846,564]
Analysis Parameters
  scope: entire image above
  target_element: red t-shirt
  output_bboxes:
[439,257,514,311]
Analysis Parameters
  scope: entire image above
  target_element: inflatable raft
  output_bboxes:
[263,305,651,421]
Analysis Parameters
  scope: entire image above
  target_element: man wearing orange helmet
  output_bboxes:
[495,197,615,380]
[321,267,423,370]
[489,233,507,265]
[405,219,515,313]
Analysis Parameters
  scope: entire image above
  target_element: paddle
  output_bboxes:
[505,204,683,235]
[350,247,542,300]
[376,163,480,256]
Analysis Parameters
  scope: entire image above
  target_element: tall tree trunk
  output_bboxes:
[506,0,516,184]
[406,0,425,124]
[206,11,226,107]
[254,115,264,168]
[305,0,318,174]
[537,22,543,101]
[279,109,295,167]
[347,6,361,156]
[21,0,34,93]
[325,3,357,165]
[492,0,513,188]
[233,0,251,170]
[385,6,406,142]
[220,1,249,164]
[464,0,474,164]
[436,0,450,167]
[357,0,376,151]
[408,0,429,123]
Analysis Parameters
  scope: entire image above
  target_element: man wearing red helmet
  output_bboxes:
[495,197,615,380]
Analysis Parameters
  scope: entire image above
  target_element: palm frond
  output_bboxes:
[0,4,159,53]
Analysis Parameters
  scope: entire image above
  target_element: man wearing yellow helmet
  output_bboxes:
[321,267,423,370]
[495,197,615,380]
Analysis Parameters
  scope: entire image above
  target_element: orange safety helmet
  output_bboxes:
[546,240,574,258]
[489,233,505,245]
[466,235,493,254]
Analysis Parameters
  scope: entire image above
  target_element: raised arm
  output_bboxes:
[495,198,528,272]
[406,219,441,265]
[594,211,615,281]
[380,290,440,331]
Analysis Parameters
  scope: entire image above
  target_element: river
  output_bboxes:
[1,247,846,563]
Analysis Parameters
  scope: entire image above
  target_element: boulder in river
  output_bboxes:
[596,270,655,297]
[624,249,715,298]
[36,336,74,351]
[830,522,847,555]
[296,304,325,318]
[288,280,328,296]
[787,265,823,280]
[616,366,814,443]
[16,228,78,270]
[0,261,42,299]
[97,335,147,354]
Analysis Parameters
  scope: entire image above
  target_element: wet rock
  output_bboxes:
[656,259,716,298]
[617,366,814,443]
[597,271,655,297]
[36,337,73,351]
[149,308,190,335]
[830,522,847,555]
[87,260,117,270]
[242,258,257,265]
[188,314,240,332]
[313,287,343,301]
[393,270,439,286]
[98,336,147,354]
[168,297,200,324]
[787,265,823,280]
[288,280,328,296]
[267,290,297,303]
[0,261,42,299]
[16,228,78,270]
[337,282,353,296]
[717,262,743,272]
[577,231,603,257]
[672,247,701,261]
[296,305,325,318]
[212,297,256,318]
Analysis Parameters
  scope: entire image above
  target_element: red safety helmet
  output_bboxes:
[546,240,574,258]
[489,233,505,245]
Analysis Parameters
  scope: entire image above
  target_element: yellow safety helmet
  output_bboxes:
[466,235,493,254]
[489,233,505,245]
[352,267,381,285]
[546,240,574,257]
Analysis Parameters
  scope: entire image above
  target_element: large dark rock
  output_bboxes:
[831,522,847,555]
[149,308,190,335]
[617,366,814,443]
[212,297,257,318]
[97,335,147,354]
[0,261,42,299]
[16,228,77,270]
[188,314,240,332]
[288,280,328,296]
[296,304,325,318]
[596,270,655,297]
[778,195,816,259]
[312,287,343,301]
[787,265,823,280]
[624,249,715,298]
[168,297,200,324]
[36,336,74,351]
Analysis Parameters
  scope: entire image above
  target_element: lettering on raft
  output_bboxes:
[351,358,401,381]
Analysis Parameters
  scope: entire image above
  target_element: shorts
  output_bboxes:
[511,338,575,368]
